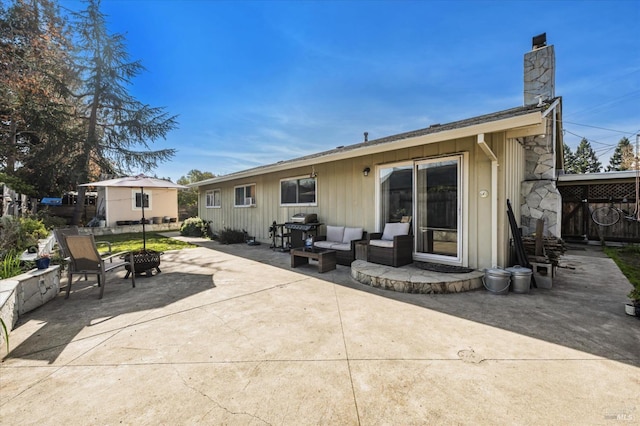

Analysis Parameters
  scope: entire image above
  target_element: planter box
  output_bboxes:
[0,266,61,331]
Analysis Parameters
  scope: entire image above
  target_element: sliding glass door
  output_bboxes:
[415,155,463,263]
[376,154,465,265]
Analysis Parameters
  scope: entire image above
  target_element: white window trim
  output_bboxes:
[206,189,221,208]
[412,153,469,267]
[234,183,256,207]
[131,189,152,211]
[279,175,318,207]
[374,153,469,267]
[374,160,412,232]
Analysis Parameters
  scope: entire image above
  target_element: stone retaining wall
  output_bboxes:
[0,266,61,331]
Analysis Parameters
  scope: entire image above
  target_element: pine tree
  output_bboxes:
[573,138,602,173]
[606,137,634,171]
[563,142,578,174]
[0,0,81,196]
[70,0,178,224]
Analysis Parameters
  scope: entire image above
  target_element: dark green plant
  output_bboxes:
[0,250,23,279]
[1,317,8,354]
[218,228,247,245]
[17,217,48,245]
[35,210,69,230]
[180,217,211,238]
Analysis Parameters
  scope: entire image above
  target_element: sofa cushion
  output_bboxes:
[313,240,334,250]
[325,226,344,243]
[369,239,395,248]
[330,243,351,251]
[342,227,363,243]
[381,222,410,240]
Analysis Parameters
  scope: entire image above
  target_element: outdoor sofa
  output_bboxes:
[313,225,366,266]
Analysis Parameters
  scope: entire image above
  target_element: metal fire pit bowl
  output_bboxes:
[124,250,163,277]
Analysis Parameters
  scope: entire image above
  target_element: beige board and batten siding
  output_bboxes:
[196,110,546,269]
[198,135,511,269]
[105,186,179,226]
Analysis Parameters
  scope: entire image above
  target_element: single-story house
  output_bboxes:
[191,35,564,270]
[80,175,183,227]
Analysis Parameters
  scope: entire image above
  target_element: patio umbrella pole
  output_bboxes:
[141,185,146,251]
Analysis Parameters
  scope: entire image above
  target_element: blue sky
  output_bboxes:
[60,0,639,182]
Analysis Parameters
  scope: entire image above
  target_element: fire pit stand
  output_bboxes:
[124,250,163,278]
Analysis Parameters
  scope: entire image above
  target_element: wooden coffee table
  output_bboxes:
[290,248,337,273]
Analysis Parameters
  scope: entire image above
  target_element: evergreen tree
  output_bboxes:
[0,0,81,196]
[563,142,578,174]
[70,0,178,224]
[606,137,634,171]
[573,138,602,173]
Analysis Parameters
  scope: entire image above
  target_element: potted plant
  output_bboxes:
[625,286,640,317]
[35,252,51,270]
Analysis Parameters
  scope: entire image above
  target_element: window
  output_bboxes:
[378,163,413,229]
[206,189,221,208]
[280,176,317,206]
[234,184,256,207]
[132,189,151,210]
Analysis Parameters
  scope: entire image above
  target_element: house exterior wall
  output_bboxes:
[198,132,525,269]
[103,187,179,226]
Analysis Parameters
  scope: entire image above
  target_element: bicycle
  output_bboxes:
[588,199,640,226]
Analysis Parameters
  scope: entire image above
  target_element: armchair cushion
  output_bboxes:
[369,239,395,248]
[342,227,363,243]
[381,222,410,240]
[326,226,345,243]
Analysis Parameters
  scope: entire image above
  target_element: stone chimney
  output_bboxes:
[524,33,555,106]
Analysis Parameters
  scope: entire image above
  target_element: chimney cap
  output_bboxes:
[532,33,547,49]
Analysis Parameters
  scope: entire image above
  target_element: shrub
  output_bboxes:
[180,217,211,238]
[217,228,247,245]
[35,209,68,229]
[0,250,22,279]
[0,216,49,260]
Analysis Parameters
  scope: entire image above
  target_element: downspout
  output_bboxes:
[477,134,498,267]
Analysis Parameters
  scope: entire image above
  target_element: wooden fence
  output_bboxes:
[559,181,640,243]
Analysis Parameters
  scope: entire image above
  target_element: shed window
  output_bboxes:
[132,190,151,210]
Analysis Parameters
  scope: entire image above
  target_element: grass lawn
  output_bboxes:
[97,232,197,254]
[604,244,640,300]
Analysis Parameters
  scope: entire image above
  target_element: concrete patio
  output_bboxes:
[1,234,638,424]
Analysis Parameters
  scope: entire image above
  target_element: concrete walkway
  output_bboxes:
[1,237,638,425]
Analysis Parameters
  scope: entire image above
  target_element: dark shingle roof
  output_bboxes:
[193,100,557,186]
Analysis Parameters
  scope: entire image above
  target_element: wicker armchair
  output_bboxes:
[367,222,413,267]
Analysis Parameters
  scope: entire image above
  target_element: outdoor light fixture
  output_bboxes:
[310,166,317,178]
[363,167,371,176]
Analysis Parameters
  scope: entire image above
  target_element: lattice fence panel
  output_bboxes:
[587,183,636,202]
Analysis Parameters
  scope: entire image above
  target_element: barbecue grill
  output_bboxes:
[284,214,321,248]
